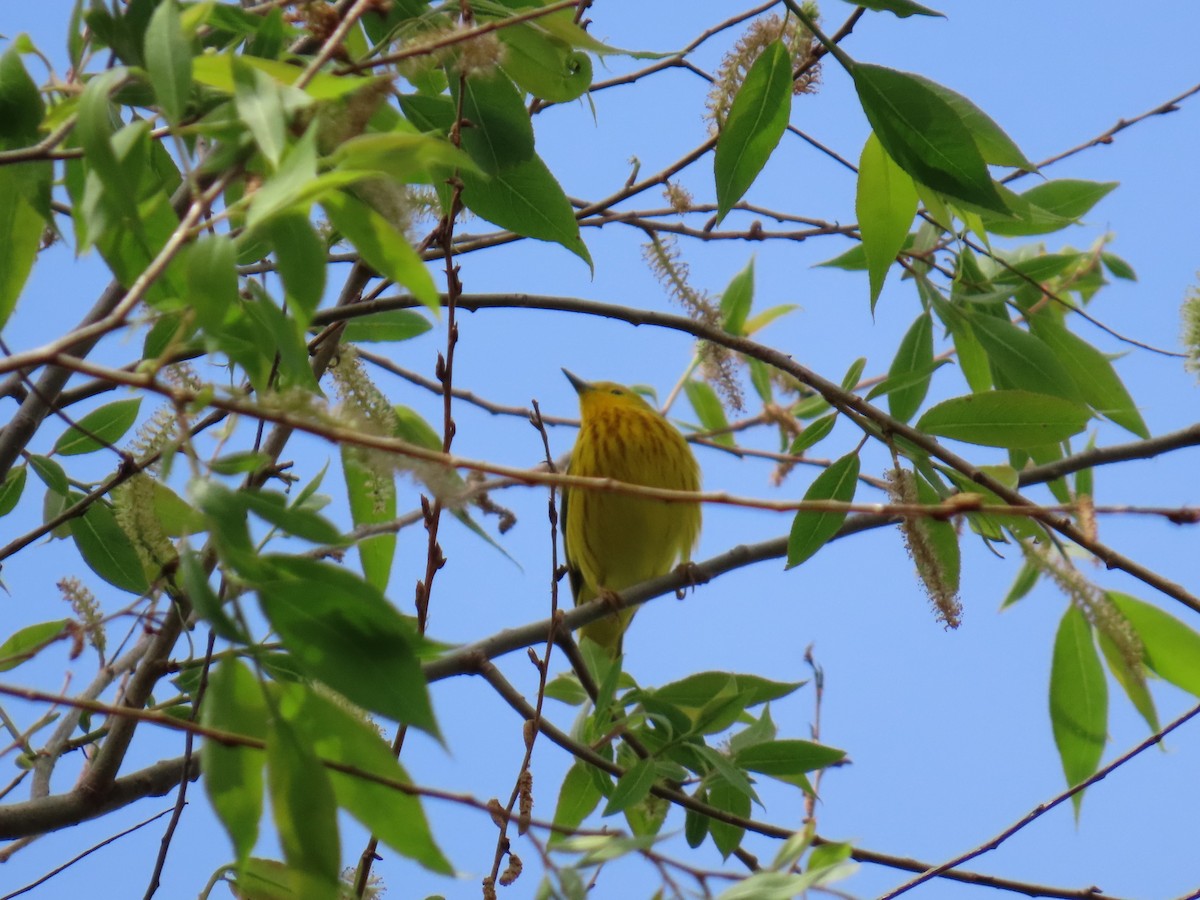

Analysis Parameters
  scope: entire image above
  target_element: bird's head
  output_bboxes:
[562,369,658,419]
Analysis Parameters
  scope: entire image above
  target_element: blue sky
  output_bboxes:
[2,2,1200,898]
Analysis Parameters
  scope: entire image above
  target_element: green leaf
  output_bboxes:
[225,858,332,900]
[76,68,139,221]
[816,242,870,271]
[1002,561,1039,609]
[789,413,837,454]
[917,390,1089,449]
[263,213,325,328]
[692,741,771,798]
[233,57,288,168]
[0,44,45,148]
[1049,605,1106,814]
[144,0,191,125]
[838,0,944,17]
[852,64,1007,213]
[1097,629,1159,734]
[267,719,341,898]
[807,840,855,873]
[550,762,603,847]
[241,490,343,545]
[1028,313,1148,438]
[151,482,205,540]
[460,154,592,269]
[70,498,150,594]
[983,180,1118,237]
[744,302,797,336]
[1101,252,1136,281]
[969,313,1084,404]
[0,620,70,672]
[867,360,949,407]
[624,788,669,838]
[908,73,1035,171]
[857,132,918,308]
[342,309,432,343]
[604,758,657,816]
[322,190,440,311]
[246,5,287,59]
[194,52,369,100]
[202,658,267,865]
[993,252,1086,287]
[1027,177,1118,220]
[720,258,755,335]
[717,870,849,900]
[244,126,325,229]
[685,380,734,447]
[840,357,867,390]
[728,705,778,755]
[653,672,804,713]
[0,464,27,517]
[343,446,397,592]
[255,556,438,736]
[53,398,142,456]
[748,358,773,403]
[396,93,456,134]
[0,168,43,330]
[186,233,239,333]
[28,454,69,494]
[454,68,535,174]
[736,738,846,783]
[281,683,453,873]
[180,548,249,643]
[707,775,750,858]
[787,452,860,568]
[330,132,478,184]
[684,787,709,849]
[241,284,319,393]
[714,40,792,223]
[886,312,934,422]
[543,672,588,706]
[1109,592,1200,698]
[499,23,592,102]
[560,832,659,866]
[210,451,273,475]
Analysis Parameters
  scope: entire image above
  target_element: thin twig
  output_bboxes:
[0,807,174,900]
[877,700,1200,899]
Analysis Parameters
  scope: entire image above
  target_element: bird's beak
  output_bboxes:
[562,368,591,395]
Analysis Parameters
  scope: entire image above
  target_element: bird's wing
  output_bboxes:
[560,483,585,602]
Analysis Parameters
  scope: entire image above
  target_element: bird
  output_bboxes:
[561,369,702,656]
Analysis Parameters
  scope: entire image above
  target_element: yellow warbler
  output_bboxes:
[561,370,702,655]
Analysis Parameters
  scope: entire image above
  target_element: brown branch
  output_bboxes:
[0,408,230,565]
[581,0,778,98]
[484,403,565,888]
[142,631,216,900]
[877,699,1200,899]
[581,210,855,243]
[0,807,174,900]
[340,0,581,73]
[1018,423,1200,486]
[13,354,1070,523]
[0,675,1128,900]
[1003,82,1200,185]
[327,292,1200,614]
[0,754,200,840]
[479,660,1130,900]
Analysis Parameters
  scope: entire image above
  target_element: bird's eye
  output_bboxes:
[610,389,623,396]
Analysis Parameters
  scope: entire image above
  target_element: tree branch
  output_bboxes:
[319,292,1200,616]
[877,699,1200,899]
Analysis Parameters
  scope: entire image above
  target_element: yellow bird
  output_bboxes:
[561,370,702,656]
